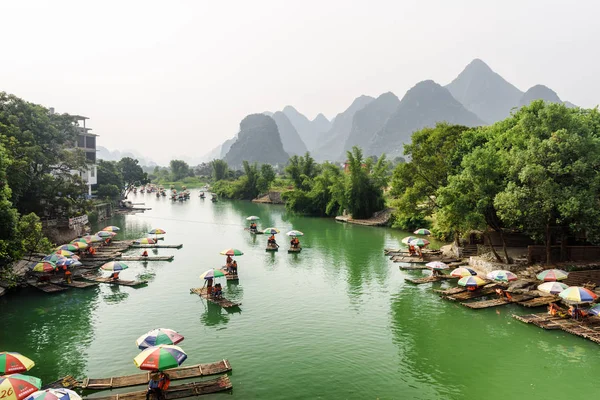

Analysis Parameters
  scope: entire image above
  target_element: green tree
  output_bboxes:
[257,164,276,194]
[344,146,385,219]
[118,157,148,192]
[97,160,123,189]
[285,152,320,191]
[97,184,122,200]
[0,143,20,267]
[170,159,190,181]
[211,159,229,181]
[17,213,52,258]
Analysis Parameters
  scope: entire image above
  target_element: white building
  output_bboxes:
[73,115,98,197]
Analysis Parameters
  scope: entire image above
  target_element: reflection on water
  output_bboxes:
[102,285,129,304]
[200,301,230,327]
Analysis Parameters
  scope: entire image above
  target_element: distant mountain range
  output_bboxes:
[200,58,581,166]
[97,146,157,167]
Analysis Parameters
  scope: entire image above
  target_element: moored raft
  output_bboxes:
[460,293,534,309]
[82,275,148,287]
[517,295,559,308]
[513,313,600,344]
[80,360,232,389]
[404,275,455,284]
[28,281,68,293]
[288,247,302,253]
[130,244,183,249]
[433,286,467,296]
[86,376,232,400]
[117,255,175,261]
[444,285,498,301]
[54,280,99,289]
[190,287,241,308]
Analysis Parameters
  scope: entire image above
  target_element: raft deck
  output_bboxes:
[265,245,279,252]
[130,244,183,249]
[190,287,241,308]
[434,286,467,296]
[404,275,455,284]
[460,294,534,309]
[117,256,174,261]
[82,275,148,287]
[517,295,558,308]
[54,280,99,289]
[80,360,231,389]
[391,255,460,263]
[288,247,302,253]
[28,281,68,293]
[42,376,78,390]
[87,376,232,400]
[513,313,600,344]
[444,285,497,301]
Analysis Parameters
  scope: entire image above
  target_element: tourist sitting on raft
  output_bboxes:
[206,277,213,295]
[111,271,120,281]
[568,305,588,321]
[547,303,568,318]
[226,255,233,267]
[213,283,223,299]
[290,237,300,249]
[268,235,278,246]
[230,260,238,275]
[142,250,149,257]
[249,222,258,233]
[87,246,97,256]
[495,288,513,301]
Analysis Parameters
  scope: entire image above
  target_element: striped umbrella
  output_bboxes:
[537,282,569,295]
[450,267,477,277]
[42,254,66,264]
[286,230,304,237]
[413,228,431,235]
[134,238,156,245]
[100,261,129,272]
[558,286,598,304]
[96,231,116,238]
[54,250,75,258]
[199,269,226,280]
[0,374,42,400]
[409,238,430,247]
[246,216,260,221]
[486,270,518,282]
[148,229,166,235]
[30,262,56,273]
[71,242,88,250]
[458,276,486,288]
[263,228,280,235]
[136,328,185,350]
[425,261,449,270]
[82,235,103,243]
[56,258,81,268]
[102,226,120,232]
[56,244,78,252]
[26,389,81,400]
[71,238,89,244]
[536,269,569,282]
[587,304,600,316]
[219,248,244,256]
[133,345,187,371]
[401,236,418,244]
[0,352,34,375]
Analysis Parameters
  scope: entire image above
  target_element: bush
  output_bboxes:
[97,184,121,200]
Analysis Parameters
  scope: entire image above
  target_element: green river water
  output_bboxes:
[1,194,600,399]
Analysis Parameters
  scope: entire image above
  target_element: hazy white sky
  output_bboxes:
[1,0,598,164]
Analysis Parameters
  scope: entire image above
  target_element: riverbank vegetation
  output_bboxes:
[0,92,91,270]
[391,101,600,263]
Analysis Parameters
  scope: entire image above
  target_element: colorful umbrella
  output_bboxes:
[486,270,518,282]
[537,281,569,295]
[100,261,129,272]
[450,267,477,277]
[70,238,89,244]
[0,374,42,400]
[56,244,78,252]
[71,242,88,250]
[134,238,156,245]
[219,248,244,256]
[199,269,226,280]
[148,229,166,235]
[263,228,280,235]
[246,216,260,221]
[401,236,418,244]
[425,261,449,270]
[286,230,304,237]
[54,250,74,258]
[30,262,56,273]
[409,238,430,247]
[42,254,66,264]
[95,231,116,238]
[587,304,600,316]
[83,235,103,243]
[536,269,569,282]
[558,286,598,304]
[413,228,431,235]
[56,258,81,268]
[136,328,185,350]
[133,345,187,371]
[0,353,35,375]
[102,226,120,232]
[26,389,81,400]
[458,276,486,288]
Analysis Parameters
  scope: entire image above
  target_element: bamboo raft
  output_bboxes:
[244,228,264,235]
[80,360,231,389]
[190,287,241,308]
[82,275,148,287]
[117,256,175,262]
[445,285,498,301]
[513,313,600,344]
[404,275,455,284]
[384,248,442,257]
[219,269,239,281]
[28,281,68,293]
[87,376,232,400]
[130,244,183,249]
[265,244,279,252]
[460,294,534,309]
[54,280,99,289]
[434,286,467,296]
[288,247,302,253]
[518,296,558,308]
[398,265,429,270]
[391,255,460,263]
